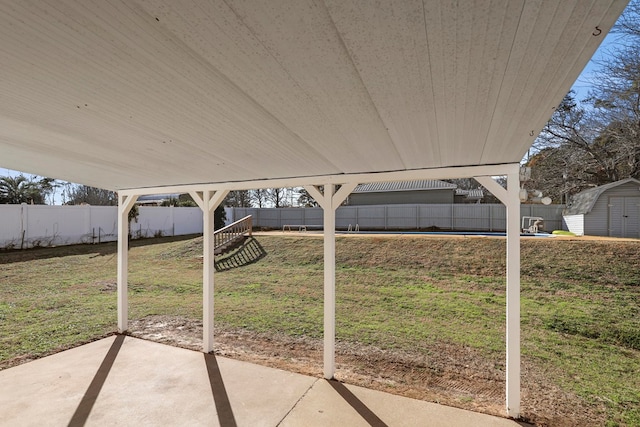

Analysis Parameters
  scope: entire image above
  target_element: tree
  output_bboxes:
[0,174,53,204]
[297,188,319,207]
[165,193,226,228]
[224,190,252,207]
[614,0,640,38]
[214,206,227,230]
[159,194,198,207]
[250,189,267,208]
[66,184,117,205]
[265,188,289,208]
[529,11,640,201]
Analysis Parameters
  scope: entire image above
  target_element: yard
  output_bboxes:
[0,234,638,426]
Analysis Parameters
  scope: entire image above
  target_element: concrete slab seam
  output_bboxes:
[275,378,320,426]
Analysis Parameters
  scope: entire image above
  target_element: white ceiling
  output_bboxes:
[0,0,628,191]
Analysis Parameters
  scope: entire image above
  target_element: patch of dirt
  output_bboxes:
[93,280,117,292]
[128,315,605,427]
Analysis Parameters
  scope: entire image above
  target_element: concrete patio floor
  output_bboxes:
[0,335,526,426]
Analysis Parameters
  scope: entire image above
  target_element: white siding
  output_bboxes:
[563,214,584,236]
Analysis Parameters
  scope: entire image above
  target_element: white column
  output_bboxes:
[474,172,521,418]
[203,191,215,353]
[190,189,229,353]
[304,183,357,380]
[323,184,336,379]
[117,194,138,333]
[505,172,521,417]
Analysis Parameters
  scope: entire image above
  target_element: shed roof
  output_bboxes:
[564,178,640,215]
[0,1,628,191]
[455,188,485,199]
[353,180,456,194]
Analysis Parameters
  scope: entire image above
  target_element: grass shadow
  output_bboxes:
[215,237,267,272]
[0,234,200,265]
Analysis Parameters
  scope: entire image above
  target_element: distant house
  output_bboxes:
[136,194,179,206]
[347,180,483,205]
[563,178,640,238]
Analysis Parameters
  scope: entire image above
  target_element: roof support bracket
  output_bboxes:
[191,189,230,353]
[303,182,357,379]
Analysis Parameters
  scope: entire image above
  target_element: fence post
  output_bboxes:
[384,206,388,230]
[170,205,175,236]
[489,205,493,232]
[450,204,454,231]
[20,203,28,249]
[86,205,92,244]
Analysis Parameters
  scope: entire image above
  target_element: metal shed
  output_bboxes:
[564,178,640,238]
[348,180,457,205]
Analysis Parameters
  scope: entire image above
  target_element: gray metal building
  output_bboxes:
[563,178,640,238]
[348,180,479,205]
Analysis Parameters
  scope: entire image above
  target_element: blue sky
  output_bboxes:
[570,30,626,102]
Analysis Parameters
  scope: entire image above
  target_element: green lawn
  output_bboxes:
[0,234,638,426]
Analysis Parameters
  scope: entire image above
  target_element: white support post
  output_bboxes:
[303,183,357,380]
[203,191,215,353]
[474,174,520,418]
[117,193,139,333]
[323,184,336,380]
[505,172,521,418]
[191,189,229,353]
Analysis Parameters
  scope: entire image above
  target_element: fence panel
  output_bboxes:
[90,206,118,243]
[418,205,453,229]
[279,208,305,225]
[133,207,171,238]
[386,205,419,229]
[336,206,357,229]
[353,206,386,229]
[525,205,564,232]
[453,204,490,231]
[0,203,568,250]
[24,205,89,247]
[490,204,506,231]
[304,208,323,226]
[0,204,205,249]
[173,207,203,235]
[229,204,566,232]
[256,209,281,229]
[0,205,24,248]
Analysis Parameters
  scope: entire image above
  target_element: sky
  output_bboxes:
[1,14,630,204]
[570,31,623,102]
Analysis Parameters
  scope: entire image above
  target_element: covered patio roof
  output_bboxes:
[0,0,629,421]
[0,0,627,191]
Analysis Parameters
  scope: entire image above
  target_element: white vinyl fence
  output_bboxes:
[0,205,204,250]
[229,204,566,232]
[1,203,566,250]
